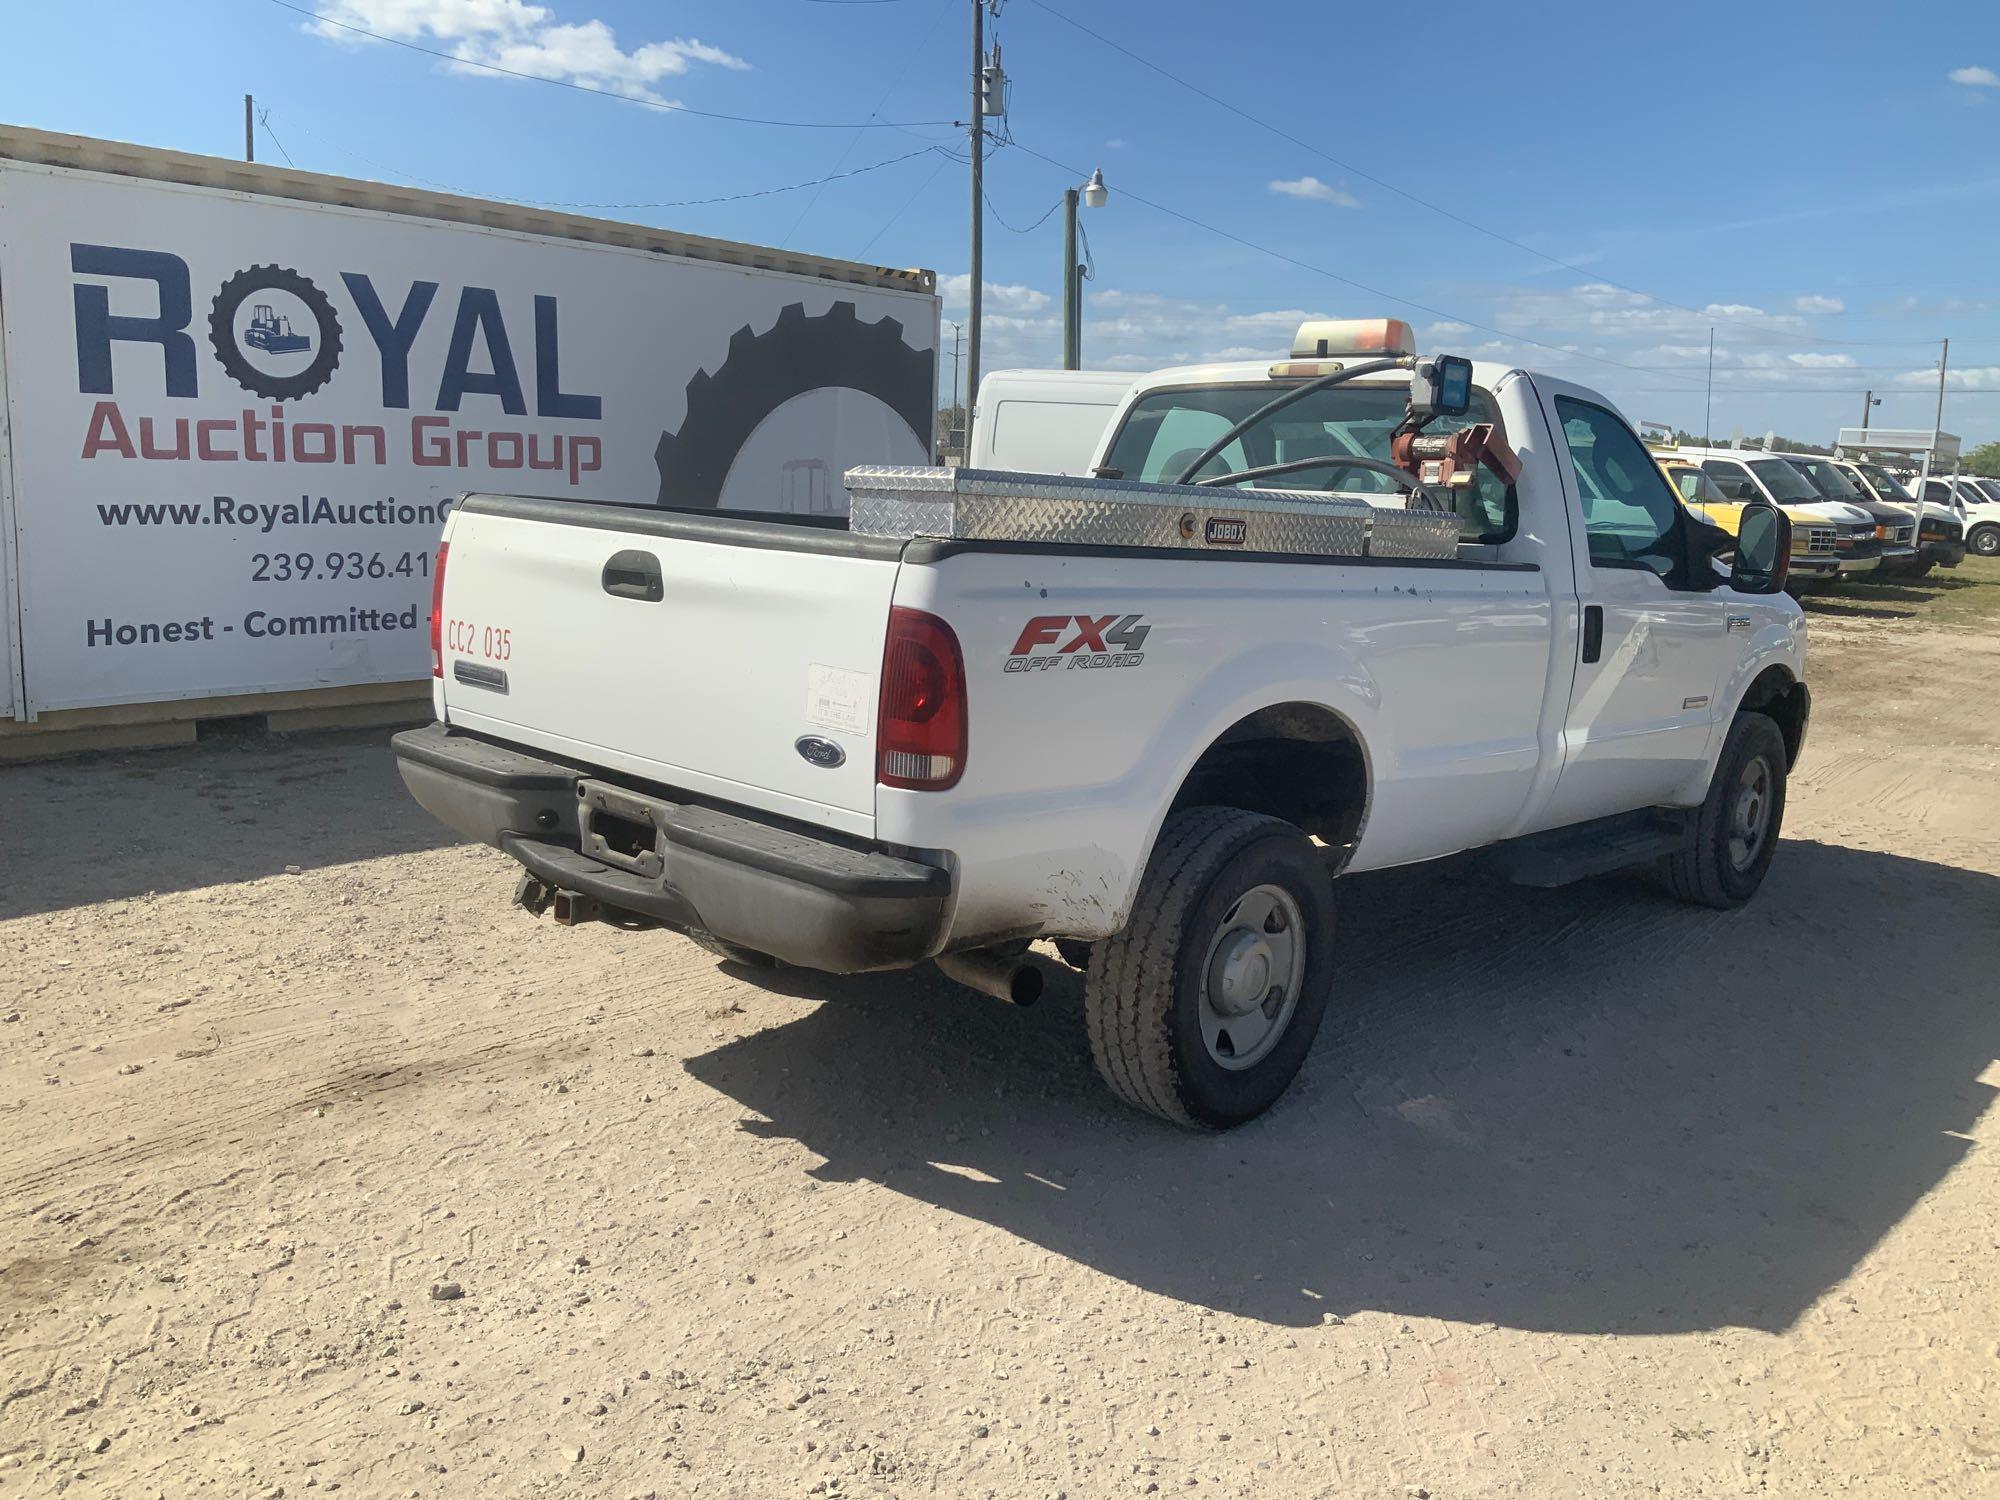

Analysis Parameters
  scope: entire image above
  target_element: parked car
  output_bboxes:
[398,319,1809,1129]
[1785,456,1917,576]
[1655,456,1844,590]
[1911,474,2000,558]
[1673,446,1880,578]
[1827,459,1964,575]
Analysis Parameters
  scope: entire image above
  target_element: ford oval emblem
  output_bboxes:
[794,735,846,769]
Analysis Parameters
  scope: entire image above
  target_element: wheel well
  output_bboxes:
[1170,703,1369,868]
[1739,666,1807,768]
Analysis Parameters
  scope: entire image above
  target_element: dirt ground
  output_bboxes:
[3,570,1998,1499]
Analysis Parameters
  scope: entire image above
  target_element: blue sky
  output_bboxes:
[7,0,2000,445]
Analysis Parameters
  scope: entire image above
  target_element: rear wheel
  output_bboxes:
[1660,713,1787,909]
[1969,525,2000,558]
[1085,807,1335,1129]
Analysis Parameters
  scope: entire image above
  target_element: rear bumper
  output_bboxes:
[392,724,949,973]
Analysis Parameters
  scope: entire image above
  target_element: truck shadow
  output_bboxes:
[0,731,459,919]
[686,839,1999,1335]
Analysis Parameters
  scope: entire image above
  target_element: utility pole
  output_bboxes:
[1912,337,1949,537]
[1061,186,1079,370]
[244,94,255,162]
[965,0,985,450]
[1860,389,1877,434]
[945,320,964,459]
[1703,327,1714,443]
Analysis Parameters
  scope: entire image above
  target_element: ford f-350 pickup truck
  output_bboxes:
[395,319,1809,1129]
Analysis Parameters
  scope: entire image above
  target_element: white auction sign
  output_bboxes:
[0,156,936,716]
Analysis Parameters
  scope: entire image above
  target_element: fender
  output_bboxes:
[1667,607,1806,806]
[1108,635,1381,927]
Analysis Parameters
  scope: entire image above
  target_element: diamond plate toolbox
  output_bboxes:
[842,467,1460,560]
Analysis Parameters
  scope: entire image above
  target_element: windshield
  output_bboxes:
[1747,457,1821,503]
[1788,457,1863,501]
[1101,381,1515,543]
[1668,466,1729,504]
[1854,463,1913,501]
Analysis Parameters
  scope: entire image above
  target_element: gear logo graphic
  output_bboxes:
[208,264,344,401]
[654,301,934,509]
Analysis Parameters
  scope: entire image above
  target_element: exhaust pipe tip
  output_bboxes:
[937,947,1044,1007]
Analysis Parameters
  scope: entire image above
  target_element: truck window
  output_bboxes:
[1556,397,1686,579]
[1852,463,1911,501]
[1789,457,1863,501]
[1101,381,1516,543]
[1746,458,1821,504]
[1699,459,1755,501]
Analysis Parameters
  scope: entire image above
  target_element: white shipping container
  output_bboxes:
[0,127,938,718]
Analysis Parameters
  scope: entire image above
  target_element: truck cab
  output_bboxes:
[1912,475,2000,558]
[1829,458,1965,574]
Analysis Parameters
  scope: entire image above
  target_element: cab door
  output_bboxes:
[1527,378,1732,829]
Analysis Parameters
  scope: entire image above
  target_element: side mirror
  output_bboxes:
[1730,502,1791,595]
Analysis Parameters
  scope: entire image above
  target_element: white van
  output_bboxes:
[969,369,1135,474]
[1673,446,1880,575]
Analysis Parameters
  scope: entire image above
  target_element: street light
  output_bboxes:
[1062,168,1107,370]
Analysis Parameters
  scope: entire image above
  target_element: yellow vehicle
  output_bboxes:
[1654,456,1844,587]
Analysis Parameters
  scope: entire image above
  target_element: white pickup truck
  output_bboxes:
[395,319,1809,1129]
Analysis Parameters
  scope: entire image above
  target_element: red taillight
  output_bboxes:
[877,607,966,790]
[429,541,449,678]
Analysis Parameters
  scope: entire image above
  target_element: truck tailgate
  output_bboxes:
[437,496,899,837]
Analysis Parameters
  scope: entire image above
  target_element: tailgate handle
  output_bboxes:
[601,550,664,602]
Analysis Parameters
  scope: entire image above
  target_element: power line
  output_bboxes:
[263,0,957,130]
[1016,0,1956,352]
[255,109,296,168]
[782,0,950,246]
[265,112,951,211]
[855,147,960,259]
[984,186,1062,234]
[1003,138,1706,387]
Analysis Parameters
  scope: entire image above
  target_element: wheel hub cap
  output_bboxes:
[1727,755,1772,871]
[1197,884,1307,1072]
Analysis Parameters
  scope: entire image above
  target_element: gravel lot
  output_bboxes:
[3,580,1998,1498]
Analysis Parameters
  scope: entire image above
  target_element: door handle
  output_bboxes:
[1581,604,1604,663]
[601,550,663,602]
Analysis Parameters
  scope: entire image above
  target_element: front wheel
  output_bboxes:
[1085,807,1335,1129]
[1969,525,2000,558]
[1660,713,1787,909]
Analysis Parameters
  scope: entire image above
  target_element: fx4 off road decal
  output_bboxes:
[1005,614,1149,673]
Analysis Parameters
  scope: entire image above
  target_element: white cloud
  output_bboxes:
[1948,65,2000,88]
[305,0,748,104]
[1104,137,1127,150]
[1500,282,1808,342]
[940,279,1334,373]
[1785,352,1855,370]
[1892,364,2000,388]
[1791,294,1845,314]
[939,275,1051,315]
[1267,175,1359,207]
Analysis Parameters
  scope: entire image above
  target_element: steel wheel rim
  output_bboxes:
[1977,531,2000,556]
[1197,883,1306,1071]
[1727,755,1774,872]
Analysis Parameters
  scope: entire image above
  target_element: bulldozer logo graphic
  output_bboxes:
[208,264,344,401]
[653,301,932,511]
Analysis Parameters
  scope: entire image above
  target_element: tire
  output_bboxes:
[1903,561,1934,579]
[1969,525,2000,558]
[1084,807,1335,1129]
[1660,713,1787,910]
[687,929,778,968]
[1054,938,1094,971]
